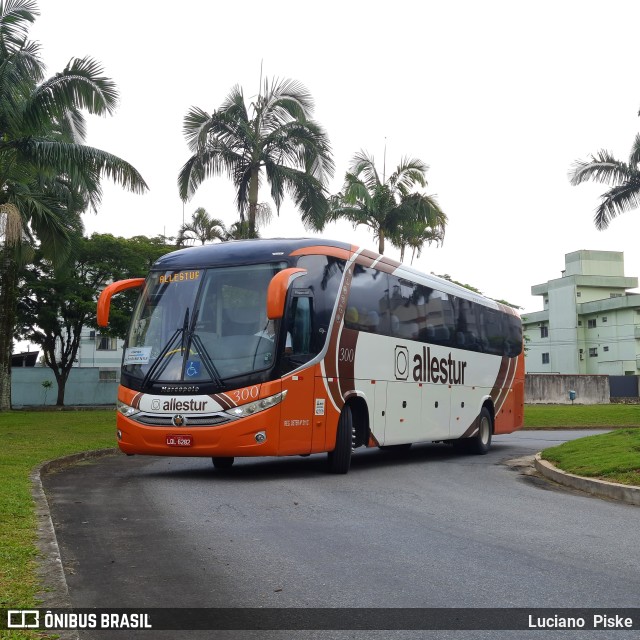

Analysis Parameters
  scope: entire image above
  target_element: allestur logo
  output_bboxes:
[394,346,410,381]
[395,345,468,384]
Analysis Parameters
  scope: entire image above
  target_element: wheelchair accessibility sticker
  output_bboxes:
[185,360,201,377]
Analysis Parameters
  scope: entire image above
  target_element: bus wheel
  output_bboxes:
[327,406,353,474]
[212,456,235,469]
[460,407,493,455]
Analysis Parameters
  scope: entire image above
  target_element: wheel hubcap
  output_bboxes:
[480,417,490,445]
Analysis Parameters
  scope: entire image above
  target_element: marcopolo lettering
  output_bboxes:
[412,346,467,385]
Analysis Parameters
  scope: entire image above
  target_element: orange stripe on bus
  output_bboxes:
[289,245,356,261]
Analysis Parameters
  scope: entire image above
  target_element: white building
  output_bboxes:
[73,327,123,381]
[523,250,640,375]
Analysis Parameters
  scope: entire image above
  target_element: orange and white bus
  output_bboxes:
[98,238,524,473]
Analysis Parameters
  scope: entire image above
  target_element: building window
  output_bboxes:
[98,369,118,382]
[589,347,598,357]
[96,335,118,351]
[602,317,607,323]
[587,319,597,329]
[542,353,550,364]
[603,346,609,352]
[540,325,548,338]
[576,291,581,298]
[578,320,582,326]
[610,293,622,298]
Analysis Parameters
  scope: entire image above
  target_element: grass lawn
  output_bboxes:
[0,410,115,624]
[524,403,640,428]
[541,428,640,486]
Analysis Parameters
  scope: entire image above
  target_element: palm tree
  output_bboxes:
[569,133,640,230]
[178,77,334,237]
[177,207,226,246]
[0,0,148,410]
[329,151,446,255]
[223,203,274,240]
[391,199,447,263]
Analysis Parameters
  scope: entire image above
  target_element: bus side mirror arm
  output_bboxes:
[97,278,145,327]
[266,268,307,319]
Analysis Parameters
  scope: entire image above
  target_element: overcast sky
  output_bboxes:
[28,0,640,313]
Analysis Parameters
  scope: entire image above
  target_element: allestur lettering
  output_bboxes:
[161,399,208,411]
[412,347,467,385]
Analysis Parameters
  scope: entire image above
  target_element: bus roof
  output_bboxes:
[152,238,353,271]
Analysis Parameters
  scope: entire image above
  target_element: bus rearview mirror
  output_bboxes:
[267,268,308,320]
[97,278,145,327]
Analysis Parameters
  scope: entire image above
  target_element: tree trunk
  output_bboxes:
[55,374,66,406]
[0,250,18,411]
[378,229,385,255]
[248,168,260,238]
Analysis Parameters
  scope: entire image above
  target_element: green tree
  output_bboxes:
[178,77,334,237]
[177,207,226,246]
[390,194,447,263]
[0,0,147,410]
[127,234,176,270]
[329,151,446,256]
[16,234,167,405]
[569,132,640,230]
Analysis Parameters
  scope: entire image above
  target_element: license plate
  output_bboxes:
[166,434,193,447]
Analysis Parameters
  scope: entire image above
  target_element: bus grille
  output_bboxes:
[133,413,231,427]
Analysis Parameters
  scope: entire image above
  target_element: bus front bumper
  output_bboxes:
[115,410,280,457]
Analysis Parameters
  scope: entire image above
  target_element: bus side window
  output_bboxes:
[504,313,523,357]
[295,254,346,353]
[418,287,454,347]
[452,296,480,351]
[345,265,390,336]
[290,296,312,355]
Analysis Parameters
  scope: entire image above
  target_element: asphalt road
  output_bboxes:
[41,430,640,639]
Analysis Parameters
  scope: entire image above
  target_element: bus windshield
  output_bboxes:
[123,262,287,387]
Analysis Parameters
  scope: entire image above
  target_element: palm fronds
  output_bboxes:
[570,133,640,230]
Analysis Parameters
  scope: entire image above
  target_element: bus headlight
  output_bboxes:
[224,390,288,419]
[117,401,140,418]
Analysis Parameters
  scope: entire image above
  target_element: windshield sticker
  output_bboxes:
[159,271,200,284]
[123,347,152,365]
[185,360,201,378]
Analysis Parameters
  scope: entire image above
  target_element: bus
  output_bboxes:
[97,238,524,474]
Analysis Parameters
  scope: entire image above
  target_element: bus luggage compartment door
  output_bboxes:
[383,381,423,445]
[278,373,315,455]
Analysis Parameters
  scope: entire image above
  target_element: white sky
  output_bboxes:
[28,0,640,314]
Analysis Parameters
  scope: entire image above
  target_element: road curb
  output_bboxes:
[534,453,640,506]
[30,448,118,639]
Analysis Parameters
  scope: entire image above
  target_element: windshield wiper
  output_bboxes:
[141,327,182,389]
[180,308,190,356]
[181,308,225,388]
[190,334,225,389]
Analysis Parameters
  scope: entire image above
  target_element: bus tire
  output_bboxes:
[327,406,353,474]
[212,456,235,469]
[461,406,493,455]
